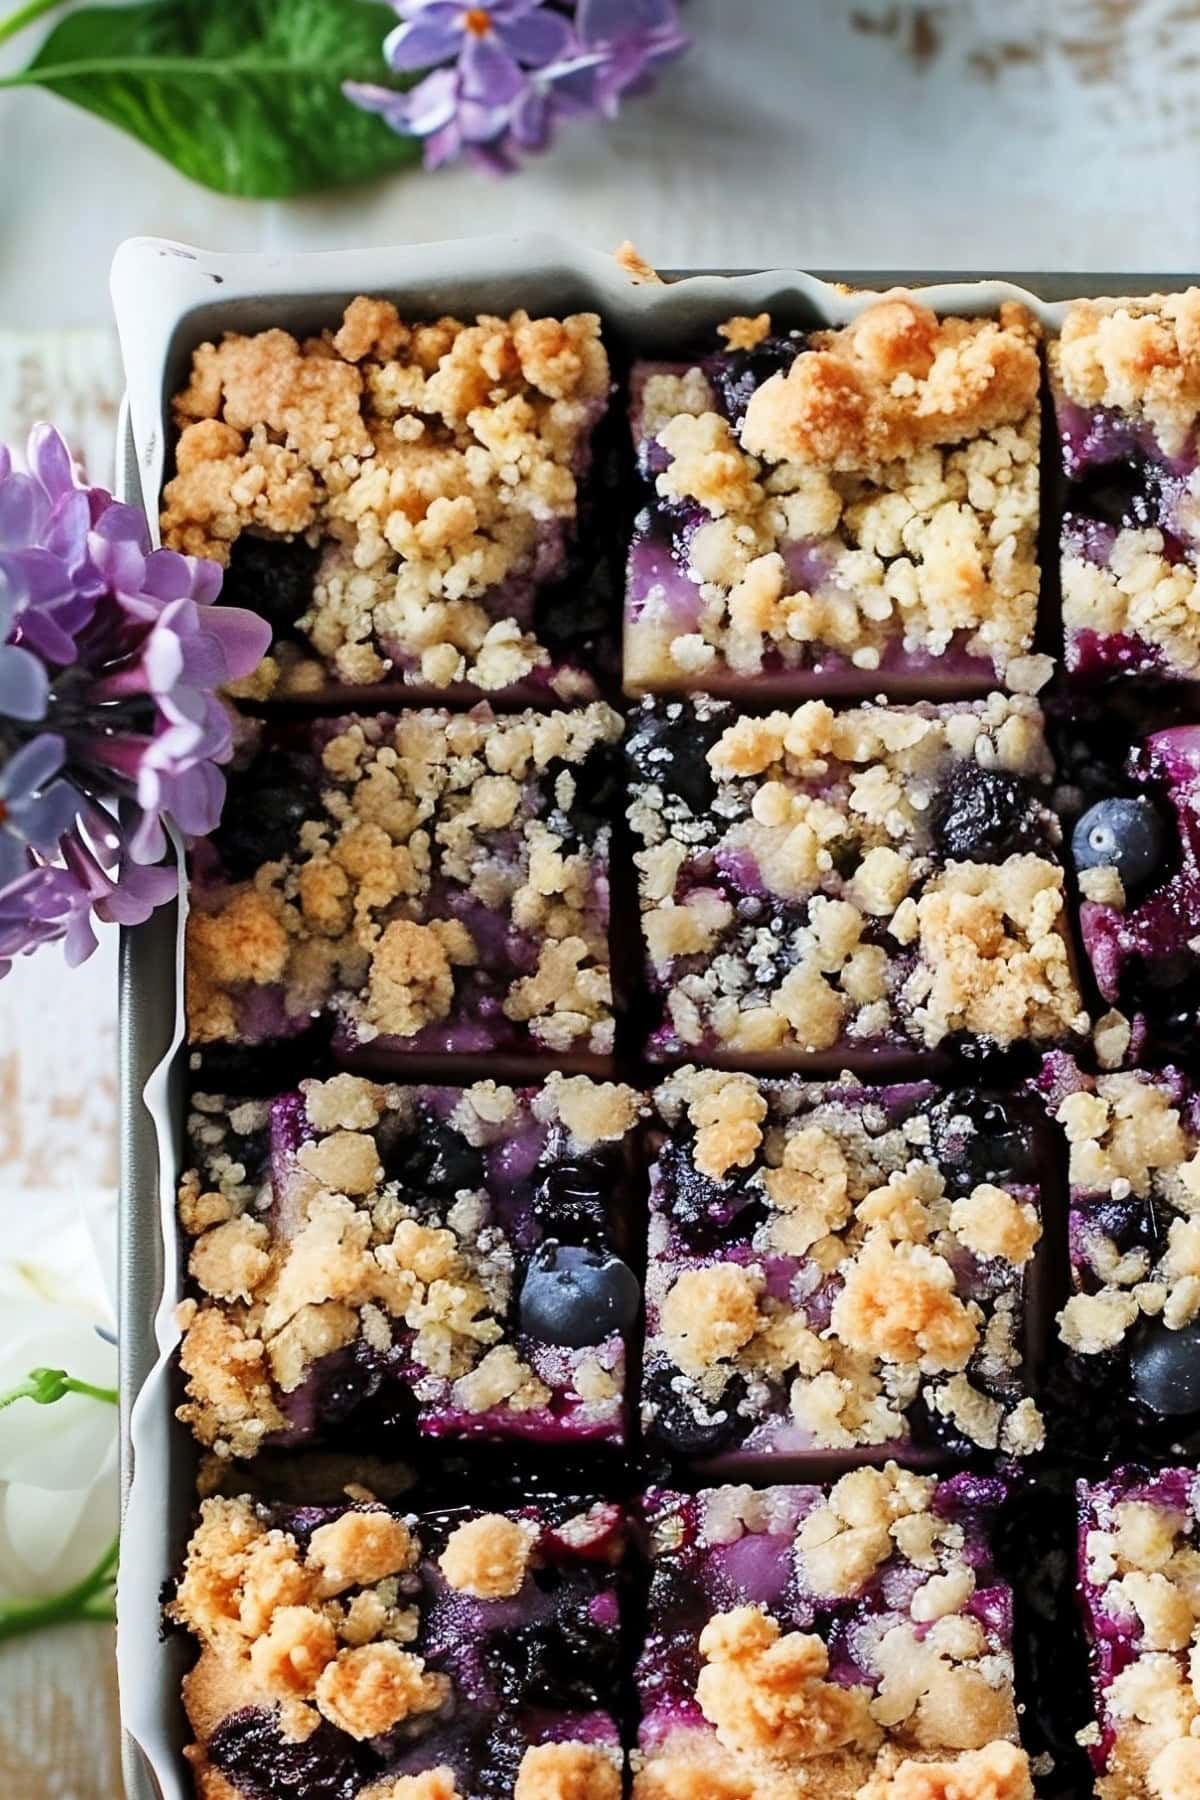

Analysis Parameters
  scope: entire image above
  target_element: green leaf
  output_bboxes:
[0,0,420,199]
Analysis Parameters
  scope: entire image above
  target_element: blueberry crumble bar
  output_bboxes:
[625,297,1046,697]
[634,1467,1030,1799]
[1051,290,1200,684]
[1067,722,1200,1061]
[186,703,621,1070]
[1043,1055,1200,1450]
[627,693,1087,1064]
[169,1492,627,1800]
[176,1074,642,1459]
[641,1069,1046,1473]
[1077,1465,1200,1800]
[161,297,614,703]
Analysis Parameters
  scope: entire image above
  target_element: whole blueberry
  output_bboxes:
[711,335,804,426]
[930,762,1042,865]
[208,1708,362,1800]
[386,1114,483,1200]
[1072,796,1164,889]
[644,1367,748,1457]
[1130,1316,1200,1417]
[518,1243,639,1347]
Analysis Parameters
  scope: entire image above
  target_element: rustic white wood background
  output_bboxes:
[0,0,1198,1794]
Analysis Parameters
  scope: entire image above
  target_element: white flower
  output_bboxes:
[0,1190,118,1609]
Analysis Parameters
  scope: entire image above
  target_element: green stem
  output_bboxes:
[0,1368,118,1411]
[0,0,62,52]
[0,1536,118,1643]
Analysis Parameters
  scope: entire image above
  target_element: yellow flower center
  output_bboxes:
[463,8,493,35]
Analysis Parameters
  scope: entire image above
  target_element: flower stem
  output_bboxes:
[0,1366,118,1411]
[0,1535,118,1642]
[0,0,61,52]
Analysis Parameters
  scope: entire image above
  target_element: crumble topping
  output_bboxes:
[437,1513,537,1599]
[1081,1474,1200,1799]
[645,1074,1043,1456]
[630,303,1042,689]
[171,1497,444,1745]
[719,314,772,352]
[363,1773,464,1800]
[630,694,1083,1056]
[1055,290,1200,457]
[1063,530,1200,677]
[1054,1068,1200,1357]
[741,299,1041,470]
[696,1605,880,1761]
[615,241,663,285]
[514,1742,622,1800]
[856,1742,1033,1800]
[163,298,610,695]
[796,1465,938,1599]
[187,704,619,1056]
[177,1076,632,1457]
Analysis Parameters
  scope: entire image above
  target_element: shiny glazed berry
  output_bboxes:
[1072,796,1164,889]
[208,1708,362,1800]
[1130,1316,1200,1417]
[930,762,1042,864]
[519,1243,639,1347]
[536,1158,609,1243]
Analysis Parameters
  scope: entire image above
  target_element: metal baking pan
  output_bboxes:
[113,242,1198,1800]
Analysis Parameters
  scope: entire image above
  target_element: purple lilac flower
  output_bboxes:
[346,0,688,171]
[0,424,271,974]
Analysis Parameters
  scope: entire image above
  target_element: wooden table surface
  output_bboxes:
[1,1,1199,1792]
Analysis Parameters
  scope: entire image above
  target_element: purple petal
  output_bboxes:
[576,0,679,44]
[497,8,574,67]
[0,731,66,800]
[0,644,49,722]
[0,474,50,552]
[508,83,555,150]
[0,833,30,890]
[9,779,81,850]
[384,11,465,71]
[0,446,10,484]
[460,32,526,104]
[26,424,78,501]
[203,604,273,680]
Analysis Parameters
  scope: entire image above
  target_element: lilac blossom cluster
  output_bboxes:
[346,0,688,171]
[0,427,269,975]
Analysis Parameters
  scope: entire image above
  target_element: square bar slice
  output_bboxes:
[161,297,617,705]
[1077,1465,1200,1799]
[634,1466,1029,1800]
[641,1067,1046,1473]
[626,693,1087,1066]
[176,1073,643,1460]
[1051,290,1200,683]
[186,702,621,1073]
[170,1491,626,1800]
[625,297,1045,697]
[1070,724,1200,1060]
[1045,1055,1200,1457]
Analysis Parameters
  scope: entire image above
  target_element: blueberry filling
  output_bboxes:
[208,1707,364,1800]
[642,1367,748,1457]
[491,1605,618,1711]
[1129,1315,1200,1417]
[626,704,726,817]
[1072,795,1164,889]
[708,334,804,427]
[925,1091,1036,1197]
[219,533,321,642]
[216,749,323,880]
[383,1114,484,1202]
[535,1157,611,1245]
[519,1243,639,1347]
[543,741,620,848]
[655,1141,763,1246]
[930,762,1044,865]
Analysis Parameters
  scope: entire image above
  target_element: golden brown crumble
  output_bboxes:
[831,1233,981,1372]
[163,298,610,696]
[1054,290,1200,457]
[1062,528,1200,677]
[696,1605,880,1762]
[796,1465,937,1599]
[437,1513,537,1599]
[856,1743,1033,1800]
[1055,1071,1200,1358]
[660,1265,764,1375]
[719,315,772,352]
[743,299,1040,471]
[362,1772,464,1800]
[186,703,619,1056]
[306,1512,414,1597]
[314,1642,448,1739]
[514,1742,622,1800]
[615,241,663,285]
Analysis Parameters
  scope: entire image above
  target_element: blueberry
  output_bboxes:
[1072,796,1164,889]
[518,1243,639,1347]
[658,1141,762,1246]
[218,533,321,639]
[925,1092,1034,1198]
[644,1367,748,1457]
[930,762,1043,865]
[711,335,804,426]
[216,749,322,879]
[208,1707,362,1800]
[1131,1316,1200,1417]
[385,1114,483,1200]
[536,1157,609,1244]
[491,1607,617,1710]
[627,702,726,818]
